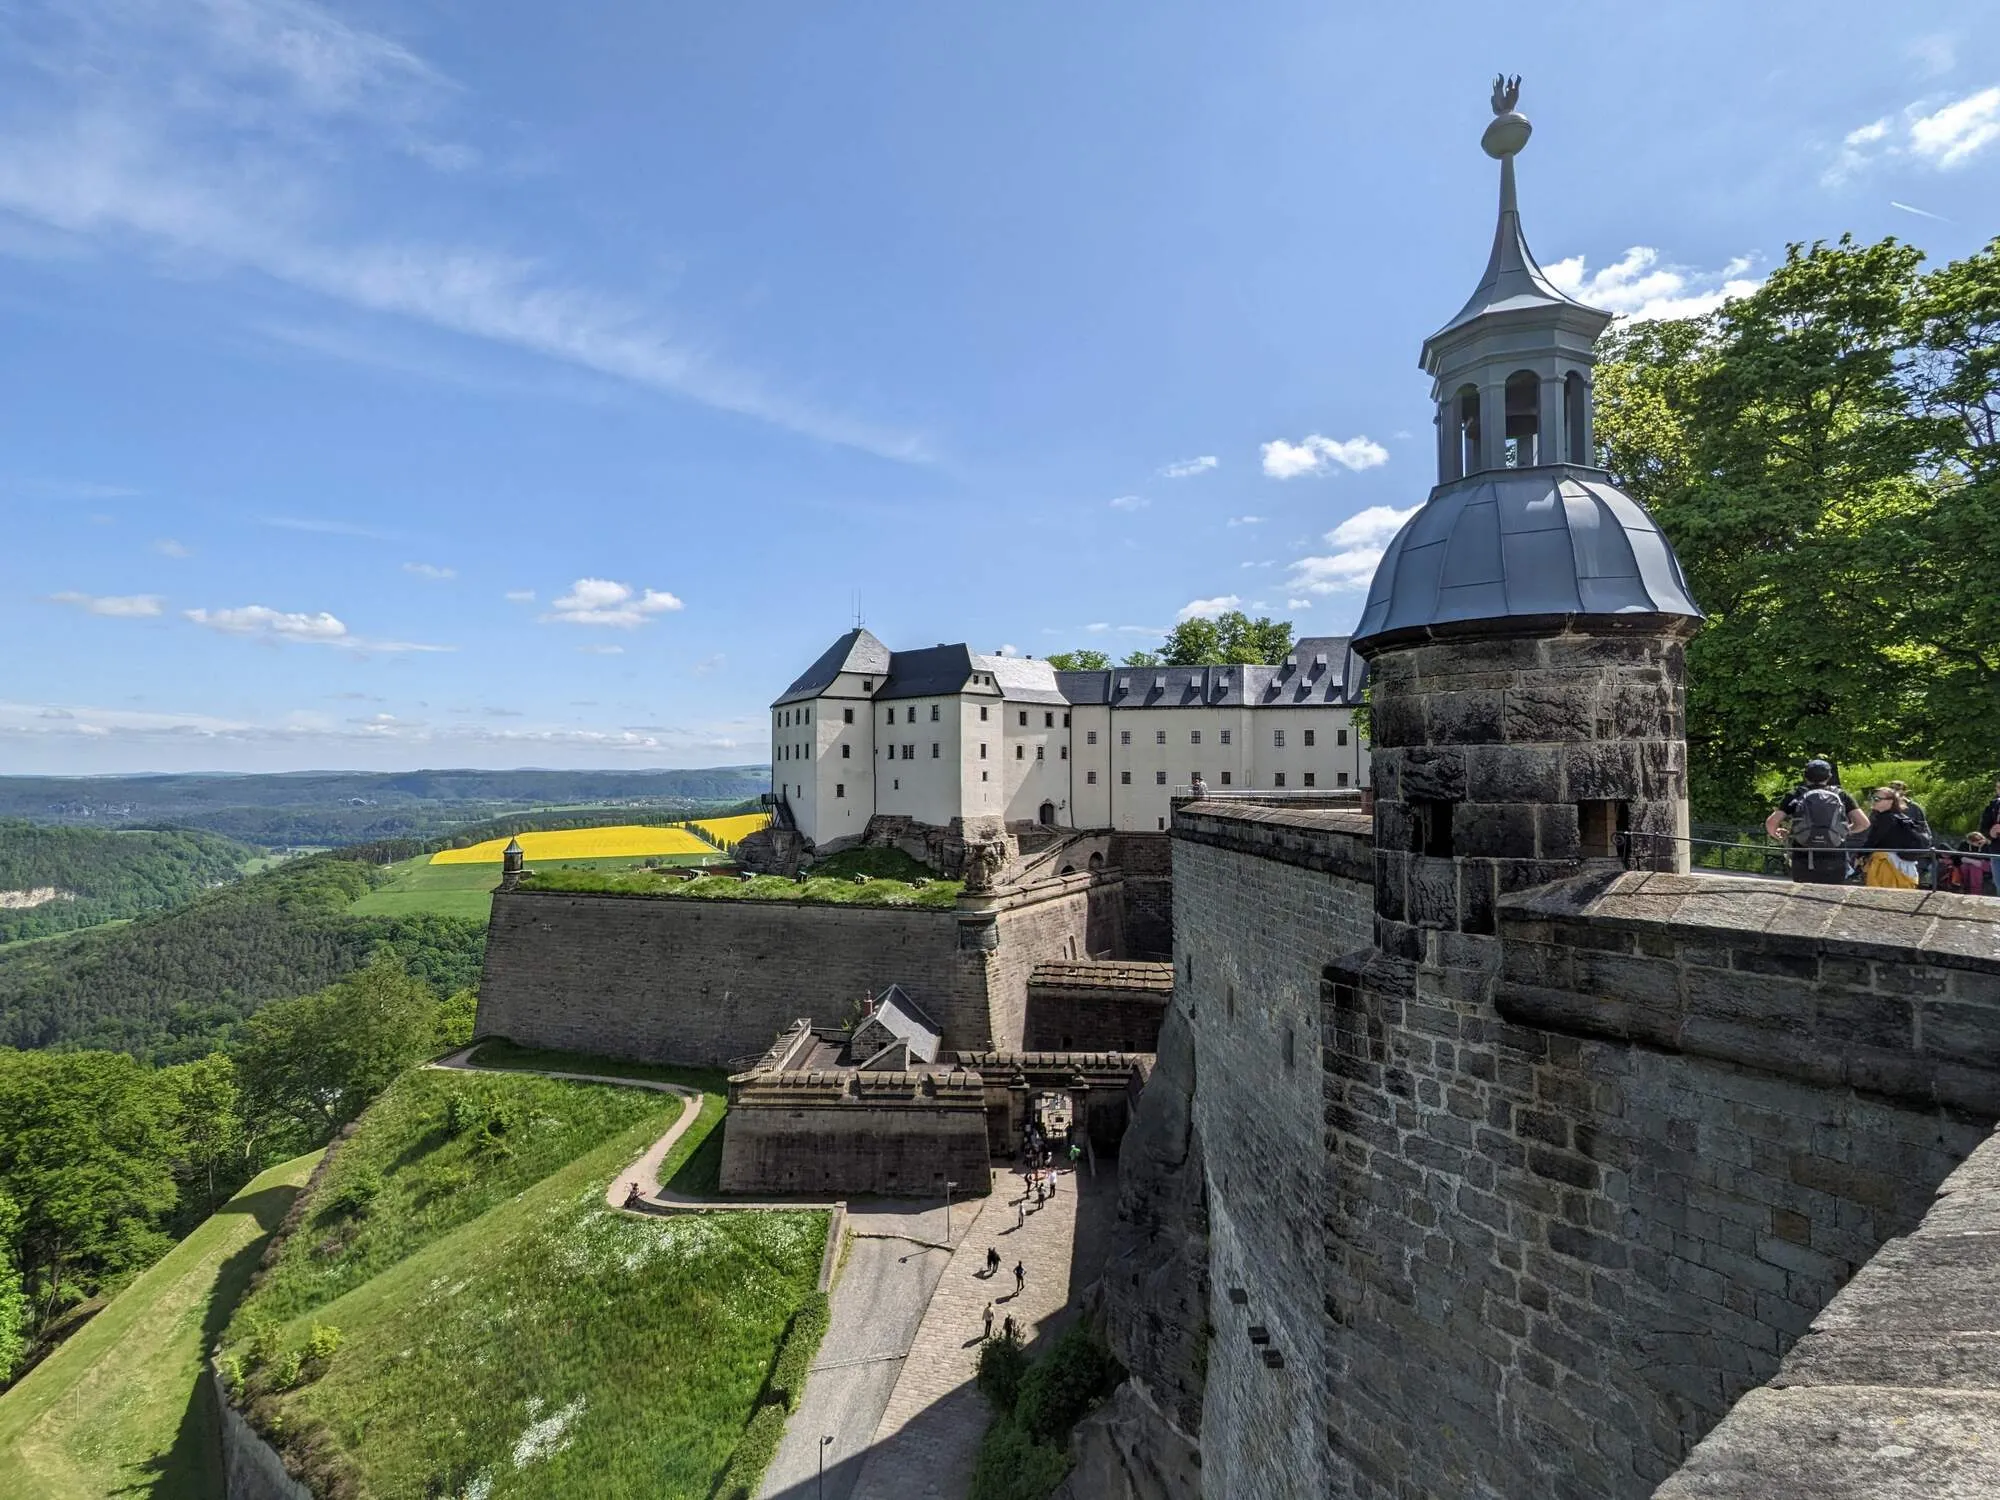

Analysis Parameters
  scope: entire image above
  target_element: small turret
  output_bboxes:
[500,837,526,890]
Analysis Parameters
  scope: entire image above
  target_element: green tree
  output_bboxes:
[0,1186,28,1382]
[161,1052,247,1218]
[0,1050,179,1326]
[1121,650,1162,667]
[1157,610,1295,666]
[1044,650,1113,671]
[235,957,442,1146]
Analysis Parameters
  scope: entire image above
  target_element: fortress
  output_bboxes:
[471,80,2000,1499]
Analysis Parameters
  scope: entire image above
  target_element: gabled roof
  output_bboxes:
[977,654,1068,705]
[775,628,893,706]
[877,644,977,702]
[852,983,942,1065]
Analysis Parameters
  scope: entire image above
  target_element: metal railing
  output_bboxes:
[1620,830,2000,891]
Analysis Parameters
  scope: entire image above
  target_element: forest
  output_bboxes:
[0,821,253,944]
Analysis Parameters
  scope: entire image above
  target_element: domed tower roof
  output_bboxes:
[1352,76,1702,656]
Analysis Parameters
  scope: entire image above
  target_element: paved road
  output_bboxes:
[760,1215,960,1500]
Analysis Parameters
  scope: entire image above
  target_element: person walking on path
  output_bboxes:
[986,1246,1001,1277]
[1003,1314,1017,1343]
[983,1303,994,1341]
[1016,1200,1024,1230]
[1860,786,1931,888]
[1014,1261,1026,1295]
[1768,759,1867,884]
[1049,1170,1058,1198]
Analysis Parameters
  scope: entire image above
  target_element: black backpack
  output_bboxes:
[1790,787,1847,850]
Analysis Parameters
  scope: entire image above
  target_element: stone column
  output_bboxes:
[1539,373,1566,469]
[1481,377,1508,472]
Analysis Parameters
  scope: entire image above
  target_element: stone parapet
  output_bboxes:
[1171,800,1375,884]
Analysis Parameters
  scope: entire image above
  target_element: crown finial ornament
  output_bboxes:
[1481,74,1531,159]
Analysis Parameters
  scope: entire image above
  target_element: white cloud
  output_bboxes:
[1283,503,1420,597]
[1176,595,1241,621]
[263,516,396,539]
[1108,495,1149,511]
[692,653,725,676]
[184,602,451,652]
[153,538,192,558]
[1827,87,2000,182]
[1891,200,1954,223]
[1909,34,1957,77]
[504,588,536,602]
[1084,622,1110,633]
[0,0,926,464]
[1158,455,1218,478]
[1286,598,1312,609]
[577,643,624,656]
[49,591,165,617]
[402,561,455,579]
[1260,434,1388,480]
[995,643,1020,657]
[542,577,684,628]
[1545,248,1761,321]
[1227,515,1264,527]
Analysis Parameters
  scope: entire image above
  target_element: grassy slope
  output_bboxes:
[352,852,721,923]
[228,1064,823,1498]
[0,1151,320,1500]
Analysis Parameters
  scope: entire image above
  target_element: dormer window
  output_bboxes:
[862,678,873,692]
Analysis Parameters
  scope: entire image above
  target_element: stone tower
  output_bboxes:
[1348,76,1704,970]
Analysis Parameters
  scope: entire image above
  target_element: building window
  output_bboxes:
[886,708,894,724]
[836,783,845,798]
[1063,713,1071,727]
[1304,772,1317,788]
[1017,745,1025,760]
[1158,816,1165,830]
[843,707,854,724]
[1220,728,1232,745]
[903,745,915,760]
[931,704,940,721]
[907,707,916,723]
[1191,729,1202,744]
[804,708,811,723]
[862,678,873,691]
[1411,799,1454,857]
[1120,771,1132,785]
[1036,745,1045,760]
[1304,729,1316,747]
[1274,729,1286,747]
[841,744,851,759]
[1060,745,1068,760]
[1579,800,1629,859]
[1220,770,1233,786]
[1275,772,1287,787]
[1045,712,1055,728]
[931,743,940,758]
[1087,770,1098,784]
[980,705,989,721]
[1155,729,1166,745]
[1087,730,1098,745]
[893,778,899,790]
[1283,1026,1296,1069]
[1019,711,1028,726]
[1337,728,1348,746]
[1155,770,1167,785]
[980,743,987,758]
[982,771,989,782]
[1119,730,1131,746]
[1226,985,1235,1020]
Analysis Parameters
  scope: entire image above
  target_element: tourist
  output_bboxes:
[1016,1201,1024,1230]
[983,1303,994,1341]
[1766,759,1867,884]
[1048,1170,1057,1198]
[1014,1261,1025,1294]
[986,1246,1000,1277]
[1069,1141,1082,1167]
[1980,778,2000,841]
[1860,787,1930,888]
[1888,780,1932,841]
[1003,1314,1017,1343]
[1962,833,1994,897]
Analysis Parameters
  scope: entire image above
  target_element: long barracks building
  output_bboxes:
[770,627,1369,844]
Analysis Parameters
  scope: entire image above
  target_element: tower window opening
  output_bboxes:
[1578,799,1629,860]
[1411,798,1455,858]
[1564,371,1589,464]
[1456,385,1482,475]
[1504,370,1540,468]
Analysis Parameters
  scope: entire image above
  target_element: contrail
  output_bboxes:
[1890,200,1954,223]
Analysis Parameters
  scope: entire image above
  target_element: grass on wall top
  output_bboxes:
[519,866,964,909]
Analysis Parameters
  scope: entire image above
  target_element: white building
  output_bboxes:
[769,628,1368,846]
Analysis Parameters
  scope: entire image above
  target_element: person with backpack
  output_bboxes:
[1860,786,1931,888]
[1766,759,1867,884]
[1887,780,1932,842]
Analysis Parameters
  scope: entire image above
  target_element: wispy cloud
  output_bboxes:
[504,588,536,603]
[541,577,683,628]
[1227,515,1263,527]
[402,561,455,580]
[1176,595,1241,621]
[153,538,192,558]
[1890,200,1954,222]
[0,0,926,462]
[184,602,451,652]
[1158,455,1218,479]
[1546,248,1761,321]
[262,516,397,540]
[692,654,725,676]
[1827,86,2000,182]
[577,643,624,656]
[49,590,165,617]
[1284,504,1419,597]
[1108,495,1149,512]
[1260,434,1388,480]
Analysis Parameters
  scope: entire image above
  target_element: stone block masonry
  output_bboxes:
[719,1070,990,1197]
[1024,960,1173,1052]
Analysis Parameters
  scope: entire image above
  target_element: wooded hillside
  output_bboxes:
[0,822,252,944]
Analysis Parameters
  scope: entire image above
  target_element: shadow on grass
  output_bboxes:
[129,1183,302,1500]
[666,1116,727,1197]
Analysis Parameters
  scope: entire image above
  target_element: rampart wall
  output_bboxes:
[719,1070,990,1197]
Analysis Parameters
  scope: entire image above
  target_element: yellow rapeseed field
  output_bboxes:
[430,825,715,864]
[692,813,772,846]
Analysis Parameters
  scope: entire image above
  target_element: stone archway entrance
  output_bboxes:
[1038,800,1057,826]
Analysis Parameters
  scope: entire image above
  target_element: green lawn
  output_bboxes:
[0,1150,320,1500]
[223,1064,821,1497]
[352,852,724,923]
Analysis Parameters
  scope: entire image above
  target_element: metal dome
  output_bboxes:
[1351,467,1703,651]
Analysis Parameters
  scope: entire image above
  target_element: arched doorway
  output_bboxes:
[1038,801,1057,826]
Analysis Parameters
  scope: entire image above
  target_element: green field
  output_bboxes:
[223,1063,824,1498]
[351,851,722,923]
[0,1151,320,1500]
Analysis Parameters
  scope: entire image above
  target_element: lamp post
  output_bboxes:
[944,1179,959,1243]
[819,1433,833,1498]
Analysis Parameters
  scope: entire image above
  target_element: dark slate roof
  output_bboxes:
[876,644,977,702]
[774,628,893,706]
[853,984,942,1065]
[1352,468,1703,650]
[1052,636,1362,708]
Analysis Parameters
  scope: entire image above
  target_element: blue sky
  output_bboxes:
[1,0,1995,774]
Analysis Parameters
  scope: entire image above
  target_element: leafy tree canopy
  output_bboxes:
[1116,612,1295,669]
[1043,650,1112,671]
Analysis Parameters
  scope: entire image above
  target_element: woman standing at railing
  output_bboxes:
[1858,786,1932,889]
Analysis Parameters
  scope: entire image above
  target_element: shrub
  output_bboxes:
[770,1292,829,1412]
[976,1334,1029,1415]
[968,1417,1070,1500]
[1014,1324,1121,1441]
[712,1402,787,1500]
[304,1322,342,1365]
[321,1169,381,1222]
